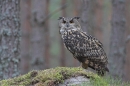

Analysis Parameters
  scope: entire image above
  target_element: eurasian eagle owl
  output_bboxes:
[58,17,109,76]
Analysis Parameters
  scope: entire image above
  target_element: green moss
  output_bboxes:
[0,67,108,86]
[0,71,31,86]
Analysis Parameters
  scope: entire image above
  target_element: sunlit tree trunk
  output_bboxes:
[109,0,126,78]
[20,0,31,74]
[0,0,20,79]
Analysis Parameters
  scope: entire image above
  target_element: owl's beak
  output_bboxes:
[66,23,69,27]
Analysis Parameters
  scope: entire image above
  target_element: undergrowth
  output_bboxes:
[0,67,129,86]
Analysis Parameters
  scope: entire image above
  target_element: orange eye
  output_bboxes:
[70,20,73,23]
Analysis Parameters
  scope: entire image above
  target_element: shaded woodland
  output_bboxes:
[0,0,130,82]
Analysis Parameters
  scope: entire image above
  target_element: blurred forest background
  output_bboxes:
[0,0,130,82]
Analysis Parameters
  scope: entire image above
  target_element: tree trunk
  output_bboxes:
[94,0,103,42]
[30,0,46,70]
[20,0,31,74]
[108,0,126,78]
[60,0,66,67]
[80,0,96,34]
[73,0,80,17]
[124,0,130,81]
[73,0,80,66]
[0,0,20,79]
[44,0,50,69]
[102,0,112,56]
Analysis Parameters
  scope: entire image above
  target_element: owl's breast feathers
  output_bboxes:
[61,30,109,75]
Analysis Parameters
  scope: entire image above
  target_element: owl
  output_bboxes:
[58,17,109,76]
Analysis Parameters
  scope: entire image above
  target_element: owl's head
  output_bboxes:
[58,17,81,34]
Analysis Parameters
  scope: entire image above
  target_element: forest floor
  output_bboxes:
[0,67,129,86]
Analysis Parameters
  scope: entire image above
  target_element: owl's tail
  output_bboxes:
[82,61,109,76]
[96,66,109,76]
[88,62,109,76]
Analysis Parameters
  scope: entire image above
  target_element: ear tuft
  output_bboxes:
[73,17,80,20]
[58,17,64,20]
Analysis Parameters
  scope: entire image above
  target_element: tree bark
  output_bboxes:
[80,0,96,34]
[94,0,103,42]
[44,0,50,69]
[20,0,31,74]
[30,0,46,70]
[102,0,112,55]
[0,0,20,79]
[124,0,130,81]
[108,0,126,78]
[60,0,66,67]
[73,0,80,66]
[73,0,80,17]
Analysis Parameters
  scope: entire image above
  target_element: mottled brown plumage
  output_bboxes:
[58,17,109,76]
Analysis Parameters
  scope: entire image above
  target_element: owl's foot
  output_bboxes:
[81,63,88,69]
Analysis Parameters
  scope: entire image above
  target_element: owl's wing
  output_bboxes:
[69,31,107,64]
[63,30,108,74]
[82,31,103,47]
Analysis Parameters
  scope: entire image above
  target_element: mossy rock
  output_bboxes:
[0,67,108,86]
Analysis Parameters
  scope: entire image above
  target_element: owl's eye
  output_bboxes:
[62,20,66,23]
[69,20,74,23]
